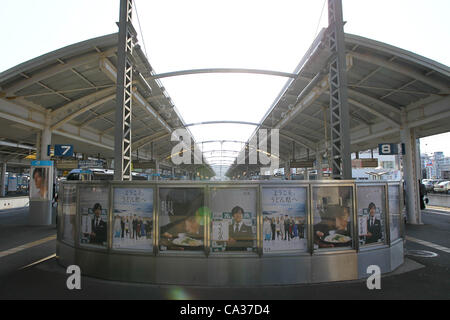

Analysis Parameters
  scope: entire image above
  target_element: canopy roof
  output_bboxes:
[0,33,213,175]
[227,29,450,177]
[0,30,448,178]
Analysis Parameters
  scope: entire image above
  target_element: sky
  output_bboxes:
[0,0,449,175]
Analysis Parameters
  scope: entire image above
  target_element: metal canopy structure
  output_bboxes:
[0,33,213,176]
[0,3,449,182]
[227,29,450,178]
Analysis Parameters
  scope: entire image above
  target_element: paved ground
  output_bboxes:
[0,206,449,300]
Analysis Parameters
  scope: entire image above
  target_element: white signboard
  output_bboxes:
[81,215,92,234]
[212,220,229,241]
[7,176,17,192]
[358,216,368,236]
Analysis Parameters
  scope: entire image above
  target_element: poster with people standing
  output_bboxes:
[210,188,257,253]
[79,186,109,248]
[113,188,154,251]
[262,187,308,253]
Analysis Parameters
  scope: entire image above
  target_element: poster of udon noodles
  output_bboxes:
[312,186,353,250]
[79,186,109,248]
[262,187,307,253]
[113,188,154,251]
[210,188,257,253]
[159,188,205,252]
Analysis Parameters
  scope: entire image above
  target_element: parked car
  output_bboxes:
[429,179,444,193]
[433,181,450,194]
[66,168,148,181]
[423,180,435,192]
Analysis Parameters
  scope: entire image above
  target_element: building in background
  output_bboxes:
[352,149,401,181]
[420,151,450,179]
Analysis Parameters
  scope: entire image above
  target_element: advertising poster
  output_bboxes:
[79,186,109,248]
[262,187,307,253]
[113,188,154,251]
[210,188,257,253]
[8,175,17,192]
[30,161,53,201]
[159,188,205,252]
[61,184,77,245]
[312,186,353,250]
[357,186,386,246]
[388,185,401,241]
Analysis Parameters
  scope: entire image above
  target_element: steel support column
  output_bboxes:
[316,147,323,180]
[35,131,42,160]
[401,112,422,225]
[114,0,135,181]
[154,160,160,181]
[328,0,352,179]
[1,163,6,197]
[40,114,52,161]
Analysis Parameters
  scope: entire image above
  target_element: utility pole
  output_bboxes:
[328,0,352,180]
[114,0,136,180]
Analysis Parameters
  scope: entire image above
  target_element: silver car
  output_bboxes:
[434,181,450,194]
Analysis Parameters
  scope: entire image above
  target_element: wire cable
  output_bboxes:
[134,0,149,59]
[313,0,327,41]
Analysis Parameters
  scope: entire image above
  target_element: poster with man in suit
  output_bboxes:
[357,186,386,246]
[227,206,254,251]
[210,188,257,253]
[365,202,382,244]
[79,186,109,248]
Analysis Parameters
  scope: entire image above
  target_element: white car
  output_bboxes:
[433,181,450,194]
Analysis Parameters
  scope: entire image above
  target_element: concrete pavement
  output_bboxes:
[0,206,448,300]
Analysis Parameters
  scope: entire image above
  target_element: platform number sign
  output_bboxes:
[380,144,392,155]
[54,144,74,157]
[378,143,405,155]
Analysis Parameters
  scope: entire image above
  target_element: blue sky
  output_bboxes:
[1,0,449,164]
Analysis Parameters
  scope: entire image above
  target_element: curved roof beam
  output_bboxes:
[345,33,450,78]
[204,155,238,160]
[183,120,260,128]
[348,88,401,115]
[149,68,297,80]
[80,110,115,128]
[348,51,449,93]
[132,131,170,150]
[2,48,116,97]
[279,131,317,151]
[99,57,173,133]
[198,140,247,145]
[348,98,400,128]
[51,86,116,118]
[51,94,115,130]
[322,88,401,127]
[202,150,240,154]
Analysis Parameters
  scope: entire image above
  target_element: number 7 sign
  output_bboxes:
[54,144,74,157]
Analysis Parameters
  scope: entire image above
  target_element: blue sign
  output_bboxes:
[54,144,74,157]
[31,160,54,167]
